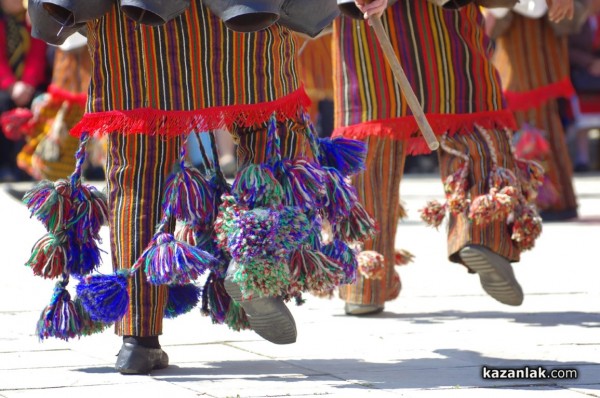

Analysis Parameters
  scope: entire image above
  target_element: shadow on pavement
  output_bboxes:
[334,310,600,328]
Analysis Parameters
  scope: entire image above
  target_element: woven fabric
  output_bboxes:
[332,0,515,154]
[74,1,308,138]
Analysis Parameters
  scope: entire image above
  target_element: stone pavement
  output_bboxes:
[0,175,599,398]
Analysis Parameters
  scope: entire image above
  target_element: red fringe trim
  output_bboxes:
[504,78,575,111]
[69,87,312,138]
[331,110,518,155]
[48,85,87,107]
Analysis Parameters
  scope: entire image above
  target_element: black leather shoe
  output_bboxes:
[115,342,169,374]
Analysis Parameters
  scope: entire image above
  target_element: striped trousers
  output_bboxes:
[340,128,521,306]
[106,121,311,336]
[513,100,577,217]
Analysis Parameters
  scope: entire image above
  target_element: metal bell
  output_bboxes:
[202,0,283,33]
[278,0,339,37]
[28,0,84,45]
[41,0,114,26]
[119,0,191,26]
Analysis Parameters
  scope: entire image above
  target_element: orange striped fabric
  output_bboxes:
[332,1,516,155]
[75,1,308,138]
[234,118,314,166]
[342,128,520,306]
[106,134,180,336]
[296,32,334,121]
[493,14,577,216]
[494,14,575,110]
[339,136,406,306]
[513,101,577,214]
[444,128,520,264]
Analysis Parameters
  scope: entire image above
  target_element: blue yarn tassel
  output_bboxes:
[318,137,367,177]
[71,185,108,242]
[164,284,201,319]
[322,240,358,284]
[37,281,82,341]
[75,271,129,324]
[65,233,102,276]
[134,232,216,285]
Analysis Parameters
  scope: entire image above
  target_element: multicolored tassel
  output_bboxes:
[321,239,357,284]
[133,231,216,286]
[288,248,346,295]
[75,271,130,324]
[232,163,283,208]
[230,259,291,299]
[356,251,386,280]
[26,233,68,279]
[37,280,81,341]
[317,137,367,177]
[164,284,201,319]
[163,164,215,224]
[333,201,377,243]
[510,204,543,252]
[277,158,326,210]
[321,167,358,222]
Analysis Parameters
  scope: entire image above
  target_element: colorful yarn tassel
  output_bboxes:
[318,137,367,177]
[65,235,102,276]
[333,202,377,243]
[133,232,216,285]
[163,165,215,224]
[24,180,73,233]
[26,233,67,279]
[288,248,346,294]
[164,284,201,319]
[321,167,358,222]
[469,186,519,224]
[510,204,543,252]
[73,299,110,336]
[275,206,311,251]
[230,259,291,299]
[75,271,130,324]
[70,185,109,242]
[356,251,386,280]
[420,200,447,228]
[201,273,230,324]
[394,249,415,266]
[174,221,200,246]
[232,163,283,208]
[224,300,251,331]
[37,281,81,341]
[321,240,357,284]
[277,158,326,210]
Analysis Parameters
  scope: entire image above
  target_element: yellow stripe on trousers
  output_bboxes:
[106,133,180,336]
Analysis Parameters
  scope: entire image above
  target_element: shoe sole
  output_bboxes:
[459,246,523,306]
[344,303,384,316]
[224,278,297,345]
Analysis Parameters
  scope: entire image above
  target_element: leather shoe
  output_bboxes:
[115,342,169,374]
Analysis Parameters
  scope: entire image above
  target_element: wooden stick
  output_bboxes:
[368,16,439,151]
